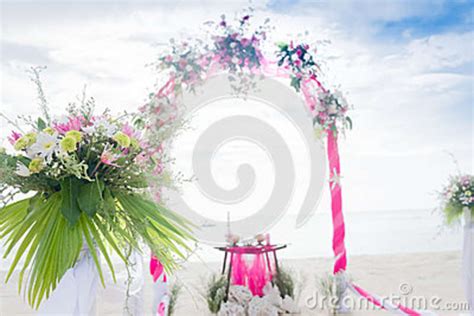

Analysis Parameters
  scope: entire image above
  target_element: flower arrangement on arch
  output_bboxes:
[144,8,352,141]
[439,174,473,224]
[276,41,352,136]
[0,69,193,308]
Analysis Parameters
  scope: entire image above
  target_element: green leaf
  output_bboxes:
[102,188,116,215]
[77,180,103,217]
[276,41,288,51]
[28,194,43,213]
[345,116,353,130]
[80,215,105,286]
[37,117,46,130]
[60,177,82,226]
[82,216,116,282]
[290,76,301,92]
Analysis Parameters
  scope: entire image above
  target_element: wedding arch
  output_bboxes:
[141,10,426,316]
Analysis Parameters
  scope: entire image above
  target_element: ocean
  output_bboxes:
[0,209,464,270]
[191,208,464,262]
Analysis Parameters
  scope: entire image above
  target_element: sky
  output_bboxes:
[0,0,473,218]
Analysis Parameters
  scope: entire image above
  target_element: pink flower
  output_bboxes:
[100,150,120,167]
[54,116,82,134]
[154,163,164,175]
[134,152,148,166]
[7,131,22,145]
[122,123,137,138]
[164,55,173,63]
[138,104,147,113]
[296,49,303,57]
[178,59,187,69]
[318,111,328,120]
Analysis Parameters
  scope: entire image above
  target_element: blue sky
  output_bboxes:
[0,0,472,217]
[269,0,473,38]
[377,4,473,44]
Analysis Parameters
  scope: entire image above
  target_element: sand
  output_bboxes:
[0,251,469,315]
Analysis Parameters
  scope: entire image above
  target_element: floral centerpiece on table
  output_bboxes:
[439,174,473,224]
[0,70,193,309]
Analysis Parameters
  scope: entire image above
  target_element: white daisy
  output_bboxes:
[28,132,59,163]
[83,118,117,137]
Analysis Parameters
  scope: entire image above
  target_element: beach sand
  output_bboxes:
[0,251,469,315]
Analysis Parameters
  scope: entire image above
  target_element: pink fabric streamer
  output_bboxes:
[150,255,167,283]
[230,252,272,296]
[231,253,247,286]
[351,284,422,316]
[157,77,175,98]
[157,302,166,316]
[327,132,348,274]
[247,254,269,296]
[328,133,424,315]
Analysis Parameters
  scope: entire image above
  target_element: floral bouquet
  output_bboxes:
[439,174,473,224]
[0,72,192,308]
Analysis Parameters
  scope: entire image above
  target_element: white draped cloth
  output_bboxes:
[37,248,146,316]
[463,209,473,314]
[37,249,99,316]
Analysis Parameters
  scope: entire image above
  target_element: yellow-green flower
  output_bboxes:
[60,136,77,152]
[43,127,56,135]
[24,132,37,145]
[130,137,140,150]
[28,158,44,174]
[65,130,82,142]
[14,137,30,150]
[0,147,6,154]
[113,132,131,148]
[14,132,38,150]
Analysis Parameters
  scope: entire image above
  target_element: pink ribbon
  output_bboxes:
[157,77,175,98]
[247,254,269,296]
[150,255,167,283]
[327,132,347,273]
[231,253,247,286]
[328,132,423,315]
[157,302,166,316]
[351,284,421,316]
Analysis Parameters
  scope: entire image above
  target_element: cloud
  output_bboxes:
[0,0,472,213]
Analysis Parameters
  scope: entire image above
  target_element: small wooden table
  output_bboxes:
[215,244,287,300]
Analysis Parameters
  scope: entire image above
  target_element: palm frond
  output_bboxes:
[0,189,195,309]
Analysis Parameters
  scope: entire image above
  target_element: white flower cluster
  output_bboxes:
[218,284,300,316]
